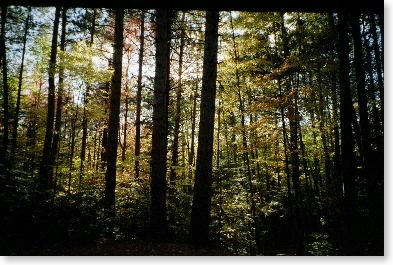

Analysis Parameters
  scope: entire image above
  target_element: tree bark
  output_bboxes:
[50,7,67,188]
[190,10,219,246]
[150,9,172,239]
[80,9,97,180]
[0,6,9,169]
[338,12,358,255]
[101,80,110,170]
[10,7,31,165]
[280,12,304,255]
[189,84,198,166]
[104,8,124,215]
[134,11,145,180]
[68,97,79,193]
[352,13,383,252]
[169,11,186,185]
[228,12,259,254]
[351,12,374,206]
[363,22,382,150]
[369,14,383,112]
[39,7,61,190]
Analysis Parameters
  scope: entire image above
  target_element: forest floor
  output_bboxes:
[29,240,223,256]
[8,234,335,255]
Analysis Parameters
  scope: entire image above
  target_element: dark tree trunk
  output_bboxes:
[122,98,128,163]
[338,12,358,255]
[101,127,108,169]
[10,7,31,165]
[351,13,374,206]
[190,10,219,246]
[369,14,383,112]
[39,7,61,190]
[331,71,342,198]
[273,26,291,197]
[80,9,97,180]
[298,114,310,194]
[104,8,124,215]
[228,13,259,254]
[352,13,383,253]
[189,86,198,166]
[316,69,332,191]
[280,12,304,255]
[92,126,98,169]
[25,83,41,172]
[169,11,186,185]
[134,11,145,180]
[80,93,89,178]
[327,13,342,198]
[150,9,172,239]
[363,22,382,150]
[101,79,110,170]
[279,81,291,197]
[95,129,102,170]
[68,98,79,193]
[50,7,67,188]
[0,6,9,169]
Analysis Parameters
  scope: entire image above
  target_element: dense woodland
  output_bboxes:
[0,5,384,255]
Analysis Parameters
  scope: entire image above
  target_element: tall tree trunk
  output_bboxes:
[150,9,172,239]
[0,6,9,170]
[39,7,61,190]
[92,125,98,169]
[10,7,31,165]
[169,11,186,185]
[352,13,383,253]
[327,13,342,198]
[331,70,342,199]
[80,9,97,180]
[25,83,41,172]
[363,23,382,150]
[278,81,291,197]
[369,14,383,113]
[280,12,304,255]
[190,10,219,246]
[50,7,67,190]
[104,8,124,215]
[316,69,332,192]
[68,97,79,193]
[134,11,145,180]
[338,12,358,255]
[216,85,223,245]
[273,28,291,197]
[122,98,128,163]
[101,79,110,170]
[298,113,311,194]
[228,12,259,254]
[95,129,102,170]
[189,85,198,166]
[351,12,374,207]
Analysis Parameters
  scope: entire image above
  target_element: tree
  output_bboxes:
[104,8,124,215]
[338,12,358,255]
[169,11,186,185]
[38,7,61,191]
[80,8,97,179]
[10,7,31,165]
[0,6,9,169]
[280,12,304,255]
[190,10,219,245]
[49,7,67,184]
[351,12,373,208]
[150,8,172,239]
[134,11,145,180]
